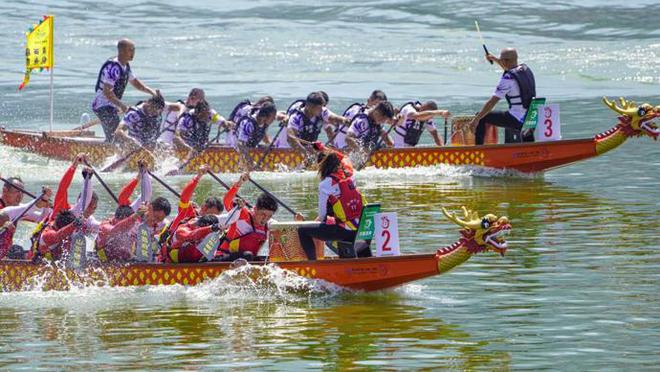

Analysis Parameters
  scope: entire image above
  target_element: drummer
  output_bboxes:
[467,47,537,144]
[297,142,369,260]
[92,38,157,142]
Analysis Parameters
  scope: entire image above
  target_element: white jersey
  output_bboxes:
[494,73,526,122]
[392,104,437,148]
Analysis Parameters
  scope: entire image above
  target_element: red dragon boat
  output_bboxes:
[0,97,657,174]
[0,207,511,292]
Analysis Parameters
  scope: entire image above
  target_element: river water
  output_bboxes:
[1,0,659,370]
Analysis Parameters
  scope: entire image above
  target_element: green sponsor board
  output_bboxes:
[356,203,381,241]
[522,97,547,130]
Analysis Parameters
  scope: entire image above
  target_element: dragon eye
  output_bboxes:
[638,107,647,116]
[481,218,490,229]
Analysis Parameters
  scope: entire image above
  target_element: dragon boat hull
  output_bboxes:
[0,128,604,174]
[0,254,443,292]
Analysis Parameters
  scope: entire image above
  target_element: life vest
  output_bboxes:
[241,116,269,147]
[229,99,253,123]
[292,103,324,142]
[220,212,267,255]
[326,174,365,231]
[0,228,14,260]
[37,225,73,262]
[29,219,48,262]
[394,101,426,146]
[503,64,536,110]
[161,99,187,135]
[94,58,131,99]
[126,104,161,145]
[351,113,381,149]
[343,102,365,123]
[286,99,305,116]
[180,112,211,151]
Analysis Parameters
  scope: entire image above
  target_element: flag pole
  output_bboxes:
[49,67,53,132]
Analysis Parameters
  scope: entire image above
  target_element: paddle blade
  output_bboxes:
[196,232,223,261]
[66,232,87,271]
[133,223,154,263]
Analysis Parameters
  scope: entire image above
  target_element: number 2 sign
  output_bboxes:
[374,212,400,257]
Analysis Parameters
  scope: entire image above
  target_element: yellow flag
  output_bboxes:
[19,15,54,90]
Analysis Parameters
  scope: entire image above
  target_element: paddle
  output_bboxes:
[206,170,253,208]
[67,174,89,271]
[443,117,448,145]
[165,149,200,176]
[146,170,181,198]
[72,117,101,131]
[247,176,297,216]
[134,170,154,262]
[356,123,397,171]
[475,20,493,65]
[195,205,241,261]
[101,148,143,173]
[254,121,287,171]
[83,160,119,204]
[0,177,38,200]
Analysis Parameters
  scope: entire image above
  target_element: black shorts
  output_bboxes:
[94,105,121,142]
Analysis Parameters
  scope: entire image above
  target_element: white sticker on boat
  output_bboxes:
[535,104,561,142]
[374,212,400,257]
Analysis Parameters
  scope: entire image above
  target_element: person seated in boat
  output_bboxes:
[297,142,368,260]
[31,155,100,262]
[174,100,214,154]
[392,101,450,147]
[113,91,167,149]
[92,38,157,142]
[214,173,303,262]
[468,47,537,144]
[236,102,278,169]
[226,96,286,148]
[0,176,52,219]
[158,88,205,146]
[345,101,395,153]
[275,92,348,155]
[331,90,389,149]
[0,186,53,260]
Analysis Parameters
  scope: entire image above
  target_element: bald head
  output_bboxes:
[499,48,518,69]
[117,38,135,63]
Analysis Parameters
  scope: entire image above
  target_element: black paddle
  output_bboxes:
[0,177,38,200]
[82,161,119,204]
[146,170,181,198]
[443,117,448,145]
[247,176,297,216]
[254,121,287,171]
[206,170,253,208]
[475,20,494,65]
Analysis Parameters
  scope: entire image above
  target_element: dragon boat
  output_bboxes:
[0,207,511,292]
[0,97,656,174]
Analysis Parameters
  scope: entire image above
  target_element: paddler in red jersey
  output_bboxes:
[94,165,155,263]
[158,165,229,262]
[215,173,304,262]
[297,141,368,260]
[33,154,99,262]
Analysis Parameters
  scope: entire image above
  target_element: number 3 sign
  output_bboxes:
[534,104,561,142]
[374,212,400,257]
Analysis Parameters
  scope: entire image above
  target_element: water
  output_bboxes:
[1,0,659,369]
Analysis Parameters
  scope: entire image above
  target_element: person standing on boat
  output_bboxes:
[345,101,395,152]
[468,48,537,144]
[392,100,450,147]
[297,142,368,260]
[113,91,167,149]
[92,39,157,142]
[332,90,389,149]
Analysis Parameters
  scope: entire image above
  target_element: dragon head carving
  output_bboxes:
[441,206,511,256]
[603,97,660,140]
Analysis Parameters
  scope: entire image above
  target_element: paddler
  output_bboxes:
[236,102,278,169]
[33,155,100,262]
[92,38,157,142]
[95,164,170,263]
[297,142,368,260]
[333,90,389,149]
[345,101,395,152]
[0,186,53,260]
[157,88,205,146]
[113,90,168,149]
[173,100,214,154]
[227,96,286,148]
[468,47,537,144]
[275,92,349,155]
[391,100,450,147]
[214,172,303,262]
